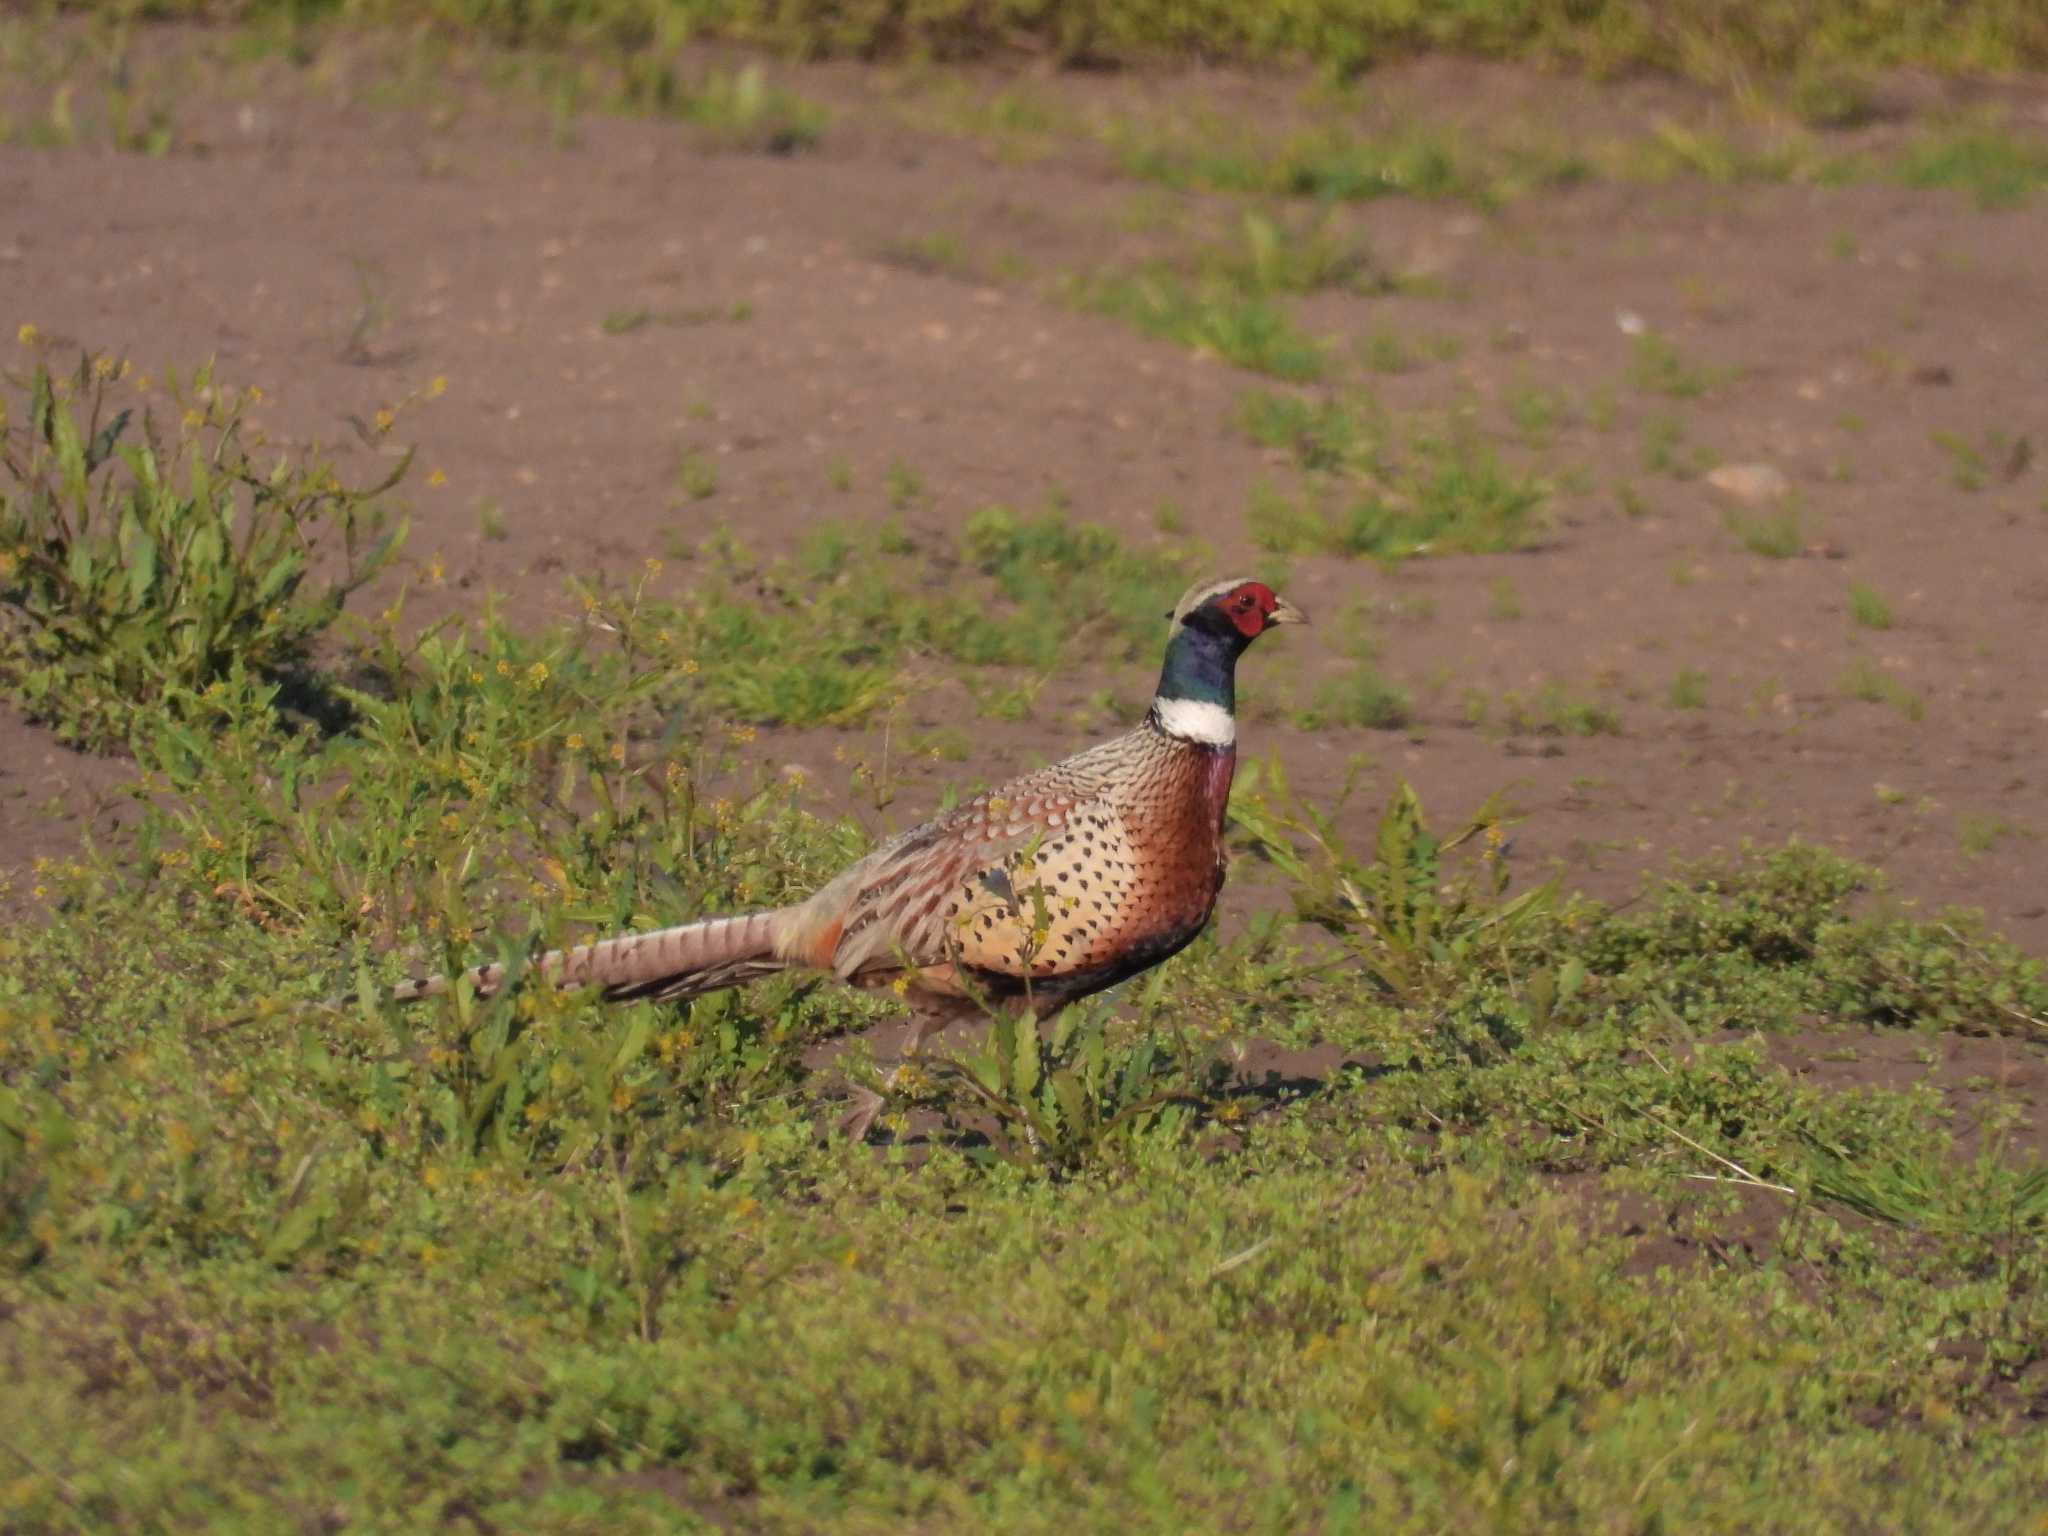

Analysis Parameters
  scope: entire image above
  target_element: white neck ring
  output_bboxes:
[1153,696,1236,747]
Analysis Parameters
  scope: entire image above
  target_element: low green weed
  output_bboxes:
[913,998,1214,1173]
[1725,504,1805,558]
[1077,269,1324,381]
[1242,407,1547,562]
[0,351,404,749]
[1897,123,2048,209]
[1841,655,1926,721]
[1232,771,1553,1013]
[634,60,825,153]
[1848,581,1894,629]
[1295,662,1412,731]
[1668,666,1709,709]
[1627,331,1733,398]
[1640,411,1711,478]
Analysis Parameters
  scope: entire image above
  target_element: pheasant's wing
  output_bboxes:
[817,742,1136,981]
[806,741,1114,974]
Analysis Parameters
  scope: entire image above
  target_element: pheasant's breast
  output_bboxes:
[942,735,1235,986]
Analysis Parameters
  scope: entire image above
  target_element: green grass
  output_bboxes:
[1669,666,1710,709]
[0,350,403,748]
[1897,124,2048,209]
[1076,271,1324,382]
[7,711,2047,1529]
[1627,332,1734,399]
[1240,393,1548,561]
[674,447,719,501]
[1725,505,1805,559]
[10,316,2048,1530]
[884,459,924,509]
[1508,681,1621,736]
[1295,661,1411,730]
[1641,413,1712,480]
[1848,582,1895,630]
[99,0,2048,80]
[1842,656,1927,721]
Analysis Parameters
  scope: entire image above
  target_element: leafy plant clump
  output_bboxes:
[0,352,405,748]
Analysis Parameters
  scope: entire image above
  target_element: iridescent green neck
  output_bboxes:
[1154,623,1240,712]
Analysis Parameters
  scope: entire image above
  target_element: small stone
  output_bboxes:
[1706,463,1791,505]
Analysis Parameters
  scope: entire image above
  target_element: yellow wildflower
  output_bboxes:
[374,407,395,432]
[15,323,37,346]
[427,469,447,488]
[427,375,448,398]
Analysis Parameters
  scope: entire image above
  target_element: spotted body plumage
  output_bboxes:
[375,577,1305,1124]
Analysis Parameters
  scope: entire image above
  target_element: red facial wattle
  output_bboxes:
[1221,582,1279,637]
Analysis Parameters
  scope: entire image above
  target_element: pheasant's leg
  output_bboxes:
[838,1009,945,1142]
[838,1085,887,1142]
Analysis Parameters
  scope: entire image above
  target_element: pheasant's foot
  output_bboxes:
[838,1084,887,1143]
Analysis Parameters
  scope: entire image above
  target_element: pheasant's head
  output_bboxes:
[1169,577,1309,645]
[1152,577,1306,747]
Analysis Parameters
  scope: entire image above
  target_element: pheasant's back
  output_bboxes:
[794,722,1236,1002]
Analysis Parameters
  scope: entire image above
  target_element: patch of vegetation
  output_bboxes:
[1848,582,1894,630]
[602,300,754,335]
[876,228,976,278]
[1957,811,2021,858]
[1725,505,1805,559]
[121,0,2048,82]
[1240,393,1548,561]
[0,350,404,749]
[4,516,2048,1531]
[1640,412,1712,479]
[1076,271,1324,381]
[1627,331,1733,398]
[1505,378,1573,445]
[1897,123,2048,209]
[884,459,923,509]
[673,447,718,500]
[1842,655,1926,722]
[1071,210,1399,380]
[1467,681,1622,737]
[1359,328,1417,375]
[1109,119,1502,205]
[1296,661,1412,731]
[1668,666,1709,709]
[635,60,826,153]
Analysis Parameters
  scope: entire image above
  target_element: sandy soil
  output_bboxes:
[3,34,2045,955]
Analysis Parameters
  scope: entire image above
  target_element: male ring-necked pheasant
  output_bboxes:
[384,576,1304,1128]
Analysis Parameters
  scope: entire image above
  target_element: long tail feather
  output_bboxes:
[385,910,788,1007]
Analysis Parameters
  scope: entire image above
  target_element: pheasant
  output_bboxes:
[381,576,1305,1131]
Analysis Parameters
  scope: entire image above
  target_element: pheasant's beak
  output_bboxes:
[1268,596,1310,627]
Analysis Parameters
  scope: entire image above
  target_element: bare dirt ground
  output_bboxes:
[4,32,2046,957]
